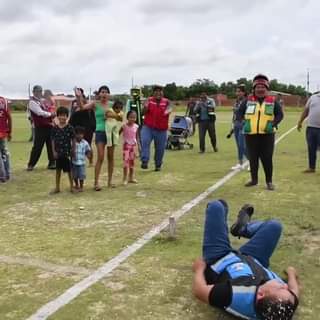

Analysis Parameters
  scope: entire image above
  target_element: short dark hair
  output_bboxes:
[153,85,163,92]
[237,84,247,94]
[112,100,123,110]
[256,297,298,320]
[56,106,69,117]
[74,126,85,135]
[126,110,137,119]
[98,85,110,94]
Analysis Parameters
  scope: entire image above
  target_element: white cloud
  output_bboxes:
[1,0,320,97]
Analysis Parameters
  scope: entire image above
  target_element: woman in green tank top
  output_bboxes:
[76,85,115,191]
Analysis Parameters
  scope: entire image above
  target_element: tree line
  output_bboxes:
[141,78,308,101]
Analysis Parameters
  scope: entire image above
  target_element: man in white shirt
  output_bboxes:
[298,92,320,173]
[27,85,56,171]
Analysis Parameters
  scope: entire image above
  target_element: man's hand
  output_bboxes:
[285,266,298,277]
[53,151,58,160]
[74,87,82,97]
[285,266,300,299]
[297,122,302,132]
[193,258,206,273]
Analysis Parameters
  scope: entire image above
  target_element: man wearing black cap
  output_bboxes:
[238,75,283,190]
[27,85,56,171]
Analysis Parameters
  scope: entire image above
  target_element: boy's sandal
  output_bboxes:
[94,185,102,191]
[128,179,138,184]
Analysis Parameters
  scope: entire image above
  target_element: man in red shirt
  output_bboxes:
[0,96,12,182]
[140,85,171,171]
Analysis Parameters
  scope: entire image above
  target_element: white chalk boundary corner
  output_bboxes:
[27,126,297,320]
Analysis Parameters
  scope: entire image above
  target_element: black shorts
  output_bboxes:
[56,157,71,172]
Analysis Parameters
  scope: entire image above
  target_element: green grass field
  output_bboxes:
[0,111,319,320]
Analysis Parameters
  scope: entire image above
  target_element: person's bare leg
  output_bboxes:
[128,168,137,183]
[79,179,84,192]
[107,146,115,187]
[68,172,74,192]
[94,143,105,190]
[51,169,61,194]
[123,167,128,185]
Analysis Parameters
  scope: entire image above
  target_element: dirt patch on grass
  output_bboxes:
[301,232,320,254]
[0,255,92,277]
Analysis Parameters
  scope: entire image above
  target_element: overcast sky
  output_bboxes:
[0,0,319,97]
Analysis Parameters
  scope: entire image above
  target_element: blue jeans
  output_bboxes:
[202,200,282,268]
[234,124,247,162]
[306,127,320,169]
[0,138,10,181]
[140,125,167,168]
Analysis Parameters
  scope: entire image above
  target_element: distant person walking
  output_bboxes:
[140,85,171,171]
[186,97,197,134]
[297,91,320,173]
[239,74,283,190]
[27,85,56,171]
[194,92,218,153]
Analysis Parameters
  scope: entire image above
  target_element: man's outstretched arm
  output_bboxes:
[192,258,214,304]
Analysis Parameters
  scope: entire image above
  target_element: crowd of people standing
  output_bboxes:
[0,74,319,195]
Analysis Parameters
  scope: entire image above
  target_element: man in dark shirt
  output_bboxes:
[193,200,299,320]
[51,107,75,193]
[186,97,197,135]
[194,92,218,153]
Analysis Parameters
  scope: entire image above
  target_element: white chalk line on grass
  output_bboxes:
[26,126,297,320]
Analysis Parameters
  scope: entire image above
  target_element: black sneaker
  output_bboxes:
[141,162,148,169]
[47,163,56,170]
[155,167,161,172]
[230,204,254,238]
[244,181,257,187]
[266,183,275,191]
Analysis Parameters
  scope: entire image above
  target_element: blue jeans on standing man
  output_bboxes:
[141,125,167,168]
[0,138,10,181]
[234,123,247,163]
[306,126,320,170]
[202,200,282,268]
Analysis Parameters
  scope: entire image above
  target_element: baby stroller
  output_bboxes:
[166,116,194,150]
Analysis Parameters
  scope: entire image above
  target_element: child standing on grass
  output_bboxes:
[51,107,75,193]
[105,100,124,187]
[72,126,92,192]
[0,96,12,182]
[120,110,139,185]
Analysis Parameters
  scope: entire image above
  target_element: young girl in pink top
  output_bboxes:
[120,110,139,185]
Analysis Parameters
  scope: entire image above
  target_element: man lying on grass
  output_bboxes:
[193,200,299,320]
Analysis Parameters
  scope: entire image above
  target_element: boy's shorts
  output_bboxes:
[72,164,86,180]
[56,157,71,172]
